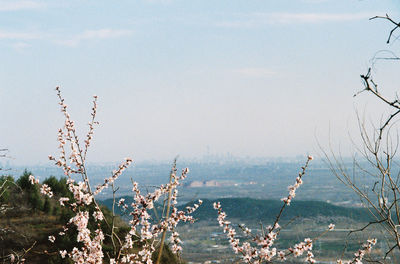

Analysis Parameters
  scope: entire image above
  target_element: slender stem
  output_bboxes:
[156,170,174,264]
[111,182,117,256]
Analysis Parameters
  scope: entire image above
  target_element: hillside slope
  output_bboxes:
[0,172,181,264]
[101,196,373,222]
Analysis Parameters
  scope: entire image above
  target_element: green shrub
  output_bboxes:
[43,176,71,198]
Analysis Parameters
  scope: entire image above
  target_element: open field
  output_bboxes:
[177,219,394,263]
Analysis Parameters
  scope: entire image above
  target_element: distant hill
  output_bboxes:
[100,196,374,223]
[182,198,373,222]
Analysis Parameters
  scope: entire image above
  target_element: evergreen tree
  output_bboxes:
[17,170,43,211]
[29,190,43,211]
[43,197,52,214]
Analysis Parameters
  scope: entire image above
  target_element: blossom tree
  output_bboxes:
[27,87,202,264]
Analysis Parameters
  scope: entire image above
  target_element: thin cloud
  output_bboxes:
[301,0,329,3]
[218,12,375,28]
[234,68,276,78]
[268,12,374,24]
[0,28,133,48]
[12,42,31,51]
[57,28,133,47]
[0,0,44,11]
[144,0,173,3]
[0,30,40,40]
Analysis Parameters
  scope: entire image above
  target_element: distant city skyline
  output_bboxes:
[1,0,399,165]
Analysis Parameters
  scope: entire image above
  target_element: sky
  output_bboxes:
[0,0,399,165]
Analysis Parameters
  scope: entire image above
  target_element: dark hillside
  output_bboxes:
[184,198,373,222]
[101,196,373,223]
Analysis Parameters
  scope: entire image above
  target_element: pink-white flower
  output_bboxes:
[59,250,67,258]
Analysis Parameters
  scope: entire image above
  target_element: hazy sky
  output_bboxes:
[1,0,399,165]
